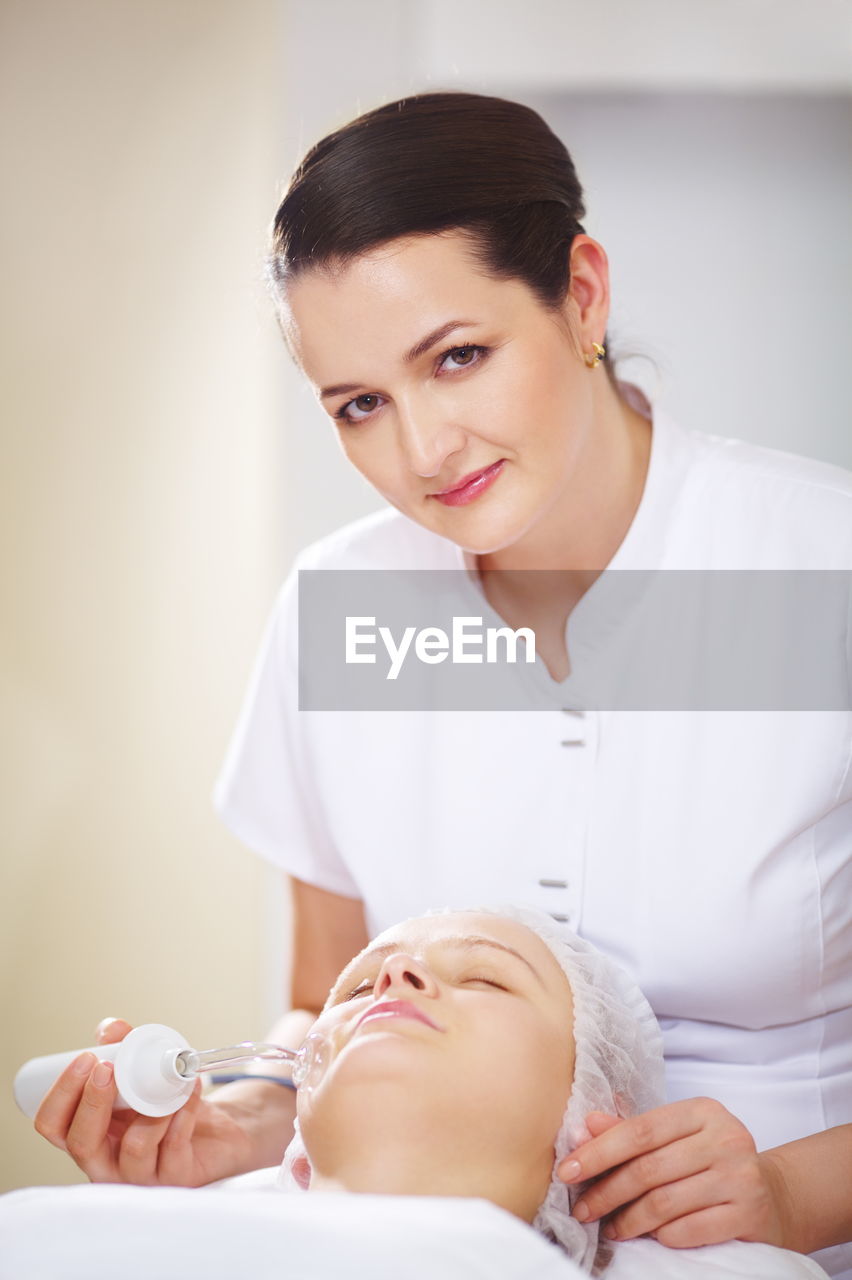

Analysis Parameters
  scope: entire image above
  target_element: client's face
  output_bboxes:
[297,911,575,1222]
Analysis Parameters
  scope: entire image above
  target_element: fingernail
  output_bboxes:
[92,1061,113,1087]
[603,1225,618,1240]
[72,1052,97,1075]
[573,1202,590,1222]
[560,1159,582,1182]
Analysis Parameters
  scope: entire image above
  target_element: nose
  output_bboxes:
[395,394,466,479]
[374,952,440,1000]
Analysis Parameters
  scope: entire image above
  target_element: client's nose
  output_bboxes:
[374,952,439,999]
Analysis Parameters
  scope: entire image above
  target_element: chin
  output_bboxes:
[426,507,535,557]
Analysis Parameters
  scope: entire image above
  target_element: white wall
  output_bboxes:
[416,0,852,92]
[522,90,852,461]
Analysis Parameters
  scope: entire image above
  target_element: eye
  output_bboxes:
[333,393,383,426]
[332,344,489,426]
[342,979,375,1002]
[438,344,487,372]
[461,976,508,991]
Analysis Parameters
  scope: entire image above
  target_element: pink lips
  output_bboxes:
[431,460,505,506]
[355,999,441,1033]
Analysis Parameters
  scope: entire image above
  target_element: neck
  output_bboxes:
[478,378,652,578]
[307,1143,549,1226]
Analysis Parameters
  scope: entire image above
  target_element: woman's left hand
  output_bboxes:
[559,1099,792,1249]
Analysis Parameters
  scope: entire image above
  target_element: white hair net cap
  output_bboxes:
[279,904,666,1275]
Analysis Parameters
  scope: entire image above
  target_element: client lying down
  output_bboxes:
[279,902,662,1272]
[1,906,828,1280]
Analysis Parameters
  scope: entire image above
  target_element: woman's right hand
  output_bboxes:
[33,1018,254,1186]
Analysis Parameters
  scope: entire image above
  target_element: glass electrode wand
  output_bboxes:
[174,1041,308,1083]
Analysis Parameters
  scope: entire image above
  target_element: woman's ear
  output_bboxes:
[564,235,611,353]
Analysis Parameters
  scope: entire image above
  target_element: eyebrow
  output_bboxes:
[319,319,480,401]
[330,933,545,1000]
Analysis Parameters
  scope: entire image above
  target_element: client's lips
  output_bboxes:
[355,999,441,1033]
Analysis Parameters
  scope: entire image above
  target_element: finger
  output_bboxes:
[582,1112,623,1139]
[117,1111,175,1186]
[64,1060,120,1180]
[558,1100,707,1184]
[651,1204,740,1250]
[603,1169,723,1241]
[572,1133,708,1222]
[157,1082,203,1185]
[96,1018,133,1045]
[34,1052,97,1150]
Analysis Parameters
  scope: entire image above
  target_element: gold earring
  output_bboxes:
[584,341,606,369]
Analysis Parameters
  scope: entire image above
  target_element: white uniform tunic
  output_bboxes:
[215,401,852,1278]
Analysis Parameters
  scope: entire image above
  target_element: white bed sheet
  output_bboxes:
[0,1182,829,1280]
[0,1187,579,1280]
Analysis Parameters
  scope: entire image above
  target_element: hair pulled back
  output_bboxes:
[268,91,614,375]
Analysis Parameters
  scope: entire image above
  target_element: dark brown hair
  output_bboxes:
[268,90,617,379]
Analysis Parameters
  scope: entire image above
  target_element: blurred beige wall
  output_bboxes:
[0,0,288,1190]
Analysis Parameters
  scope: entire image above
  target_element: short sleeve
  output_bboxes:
[213,558,362,899]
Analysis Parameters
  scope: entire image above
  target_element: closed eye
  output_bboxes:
[342,980,375,1001]
[340,973,507,1001]
[332,344,490,426]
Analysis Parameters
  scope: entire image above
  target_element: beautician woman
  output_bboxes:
[35,93,852,1276]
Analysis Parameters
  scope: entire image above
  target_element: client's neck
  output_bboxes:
[307,1141,548,1225]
